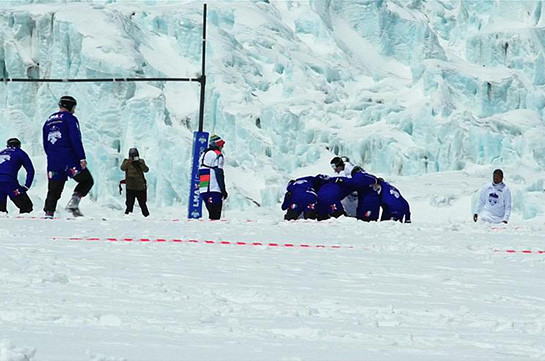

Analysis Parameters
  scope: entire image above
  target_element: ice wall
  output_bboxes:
[0,0,544,217]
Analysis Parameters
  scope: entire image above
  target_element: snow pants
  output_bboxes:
[356,191,381,222]
[44,167,94,214]
[201,191,223,220]
[0,182,33,213]
[283,188,317,221]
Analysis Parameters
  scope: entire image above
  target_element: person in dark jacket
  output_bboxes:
[0,138,34,214]
[42,96,94,218]
[120,148,149,217]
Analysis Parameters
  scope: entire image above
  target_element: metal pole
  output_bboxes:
[198,3,207,132]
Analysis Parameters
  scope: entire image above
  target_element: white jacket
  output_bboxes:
[474,182,512,223]
[198,149,224,193]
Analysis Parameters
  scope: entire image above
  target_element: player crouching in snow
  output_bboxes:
[120,148,150,217]
[0,138,34,214]
[281,175,328,220]
[199,135,228,220]
[342,169,381,222]
[316,177,353,221]
[378,179,411,223]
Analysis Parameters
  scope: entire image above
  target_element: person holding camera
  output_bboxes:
[120,148,149,217]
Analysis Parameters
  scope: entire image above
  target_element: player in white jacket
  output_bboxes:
[199,134,227,220]
[473,169,512,224]
[330,156,356,177]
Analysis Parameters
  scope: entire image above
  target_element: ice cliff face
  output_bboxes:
[0,0,544,216]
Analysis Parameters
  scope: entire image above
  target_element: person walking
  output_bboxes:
[120,148,149,217]
[0,138,34,214]
[42,95,94,218]
[198,134,228,220]
[473,169,512,224]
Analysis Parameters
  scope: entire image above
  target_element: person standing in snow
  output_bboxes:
[120,148,149,217]
[42,96,94,218]
[199,134,228,220]
[473,169,512,224]
[0,138,34,214]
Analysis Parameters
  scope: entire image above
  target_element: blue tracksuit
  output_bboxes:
[0,146,35,203]
[344,170,381,221]
[380,181,411,222]
[316,177,353,219]
[281,176,328,219]
[43,111,86,180]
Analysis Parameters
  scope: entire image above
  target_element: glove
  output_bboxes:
[222,190,228,200]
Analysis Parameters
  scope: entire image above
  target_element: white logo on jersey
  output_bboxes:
[390,188,400,199]
[0,154,10,164]
[48,129,62,144]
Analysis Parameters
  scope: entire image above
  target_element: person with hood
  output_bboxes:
[0,138,34,214]
[120,148,149,217]
[199,134,228,220]
[473,169,512,224]
[42,95,94,218]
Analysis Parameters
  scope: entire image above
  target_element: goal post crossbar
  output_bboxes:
[0,77,201,83]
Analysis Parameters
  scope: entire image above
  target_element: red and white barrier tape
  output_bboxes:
[494,249,545,254]
[15,216,256,223]
[51,237,353,250]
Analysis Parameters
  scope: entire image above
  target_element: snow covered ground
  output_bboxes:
[1,0,545,359]
[2,172,545,361]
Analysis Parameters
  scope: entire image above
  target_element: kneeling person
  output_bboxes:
[379,180,411,223]
[281,176,326,220]
[473,169,511,224]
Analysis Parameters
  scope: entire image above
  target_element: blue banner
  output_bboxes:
[188,131,209,219]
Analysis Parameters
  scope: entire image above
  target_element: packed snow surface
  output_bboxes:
[1,0,545,359]
[1,173,545,360]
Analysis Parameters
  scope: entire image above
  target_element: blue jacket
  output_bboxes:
[380,181,410,212]
[343,170,378,195]
[281,176,327,211]
[43,111,86,170]
[0,147,35,188]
